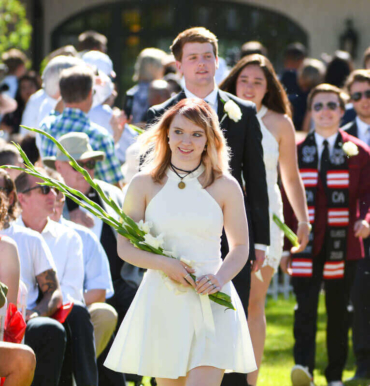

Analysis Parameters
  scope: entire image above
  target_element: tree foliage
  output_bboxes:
[0,0,32,55]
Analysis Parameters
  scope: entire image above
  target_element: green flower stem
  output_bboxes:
[15,125,235,311]
[273,213,299,247]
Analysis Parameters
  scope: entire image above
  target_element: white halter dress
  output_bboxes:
[104,165,256,379]
[257,105,284,272]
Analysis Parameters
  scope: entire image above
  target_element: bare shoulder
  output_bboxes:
[269,111,294,131]
[0,236,18,253]
[211,173,243,197]
[126,172,154,194]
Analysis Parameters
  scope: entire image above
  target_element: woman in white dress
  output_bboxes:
[220,54,310,385]
[104,98,256,385]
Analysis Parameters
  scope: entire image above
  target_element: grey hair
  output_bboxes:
[298,58,326,89]
[133,48,167,82]
[42,55,84,98]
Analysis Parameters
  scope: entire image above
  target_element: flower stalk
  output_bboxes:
[273,213,299,247]
[7,125,235,311]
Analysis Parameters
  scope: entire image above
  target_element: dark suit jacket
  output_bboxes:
[283,130,370,260]
[147,89,270,258]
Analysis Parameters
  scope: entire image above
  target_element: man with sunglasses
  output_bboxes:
[341,69,370,381]
[283,83,370,386]
[44,132,135,386]
[15,170,99,386]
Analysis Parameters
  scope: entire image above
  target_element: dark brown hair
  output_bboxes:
[219,54,291,117]
[0,170,20,221]
[171,27,218,62]
[344,69,370,93]
[78,30,107,52]
[307,83,347,111]
[1,49,27,74]
[59,66,93,103]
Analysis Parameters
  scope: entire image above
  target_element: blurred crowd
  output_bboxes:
[0,29,370,386]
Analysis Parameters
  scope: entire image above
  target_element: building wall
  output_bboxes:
[41,0,370,66]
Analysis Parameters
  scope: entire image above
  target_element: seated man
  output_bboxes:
[0,170,65,386]
[15,170,98,386]
[47,168,118,358]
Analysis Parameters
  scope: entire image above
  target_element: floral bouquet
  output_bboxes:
[3,126,235,311]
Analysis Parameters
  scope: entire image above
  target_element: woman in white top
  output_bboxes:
[220,54,310,385]
[105,99,256,385]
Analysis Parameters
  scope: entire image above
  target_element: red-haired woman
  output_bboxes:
[105,99,257,386]
[220,54,310,385]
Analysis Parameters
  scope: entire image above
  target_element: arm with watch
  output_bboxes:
[26,269,63,321]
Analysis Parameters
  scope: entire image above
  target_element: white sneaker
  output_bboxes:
[291,365,315,386]
[327,382,344,386]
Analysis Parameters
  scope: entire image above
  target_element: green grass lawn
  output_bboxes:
[131,294,370,386]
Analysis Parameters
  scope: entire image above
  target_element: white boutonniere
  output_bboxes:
[342,141,359,157]
[220,99,242,124]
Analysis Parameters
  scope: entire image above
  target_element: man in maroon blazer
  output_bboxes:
[282,84,370,386]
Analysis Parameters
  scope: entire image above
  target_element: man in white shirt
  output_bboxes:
[0,170,65,386]
[15,170,98,386]
[47,171,117,359]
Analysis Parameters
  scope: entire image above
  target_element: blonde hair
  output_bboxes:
[140,99,230,188]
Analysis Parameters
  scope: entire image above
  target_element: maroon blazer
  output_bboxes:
[283,129,370,260]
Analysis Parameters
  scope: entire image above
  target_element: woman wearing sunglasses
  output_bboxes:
[219,54,310,385]
[284,83,370,386]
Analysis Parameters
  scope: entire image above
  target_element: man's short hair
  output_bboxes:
[0,144,21,167]
[1,49,27,74]
[284,42,307,62]
[59,66,94,103]
[240,41,267,58]
[363,46,370,68]
[307,83,348,111]
[14,171,30,194]
[171,27,218,62]
[344,69,370,93]
[298,58,326,89]
[78,31,107,52]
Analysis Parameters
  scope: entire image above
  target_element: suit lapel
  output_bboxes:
[217,90,230,131]
[346,121,358,138]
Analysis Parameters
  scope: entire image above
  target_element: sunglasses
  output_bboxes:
[20,185,56,195]
[312,101,340,112]
[350,90,370,102]
[75,160,97,170]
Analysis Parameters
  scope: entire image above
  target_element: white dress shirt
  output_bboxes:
[314,131,338,166]
[355,116,370,146]
[60,217,114,299]
[184,86,219,112]
[0,223,56,309]
[20,89,47,134]
[17,217,85,305]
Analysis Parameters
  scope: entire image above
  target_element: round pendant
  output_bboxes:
[178,181,186,189]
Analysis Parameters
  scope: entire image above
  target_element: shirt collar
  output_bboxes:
[17,216,58,237]
[355,116,370,136]
[314,131,338,150]
[184,85,219,107]
[62,107,89,121]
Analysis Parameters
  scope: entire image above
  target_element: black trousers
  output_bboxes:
[25,317,67,386]
[351,248,370,377]
[221,260,252,386]
[292,248,357,382]
[59,303,98,386]
[97,278,137,386]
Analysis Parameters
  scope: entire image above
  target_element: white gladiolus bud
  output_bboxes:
[137,220,152,234]
[224,100,242,122]
[143,233,164,249]
[342,141,359,157]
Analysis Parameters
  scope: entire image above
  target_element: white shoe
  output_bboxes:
[327,382,344,386]
[291,365,315,386]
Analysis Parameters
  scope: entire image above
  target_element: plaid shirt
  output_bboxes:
[40,108,123,184]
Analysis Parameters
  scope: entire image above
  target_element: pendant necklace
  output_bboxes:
[170,161,202,189]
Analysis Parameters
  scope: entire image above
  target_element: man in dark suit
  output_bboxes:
[283,84,370,386]
[147,27,270,386]
[341,69,370,380]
